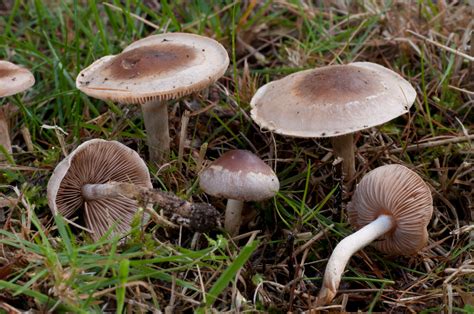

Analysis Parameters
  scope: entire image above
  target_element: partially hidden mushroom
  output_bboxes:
[47,139,152,240]
[199,149,279,236]
[250,62,416,181]
[0,61,35,157]
[76,33,229,164]
[316,164,433,305]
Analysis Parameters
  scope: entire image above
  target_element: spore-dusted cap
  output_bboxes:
[347,164,433,255]
[76,33,229,104]
[199,150,279,201]
[47,139,152,240]
[250,62,416,138]
[0,61,35,97]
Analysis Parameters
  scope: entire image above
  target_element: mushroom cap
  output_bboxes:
[0,61,35,97]
[347,164,433,255]
[199,150,279,201]
[76,32,229,104]
[250,62,416,138]
[47,139,152,240]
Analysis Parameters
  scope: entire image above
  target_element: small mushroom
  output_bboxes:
[316,164,433,305]
[76,33,229,164]
[0,61,34,157]
[199,150,279,236]
[47,139,152,240]
[250,62,416,181]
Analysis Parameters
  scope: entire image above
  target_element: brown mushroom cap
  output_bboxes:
[0,61,35,97]
[199,150,279,201]
[47,139,152,240]
[250,62,416,138]
[347,164,433,255]
[76,33,229,104]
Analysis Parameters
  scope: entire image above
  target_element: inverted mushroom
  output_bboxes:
[316,164,433,305]
[199,149,279,236]
[0,61,35,157]
[250,62,416,180]
[76,33,229,164]
[47,139,152,240]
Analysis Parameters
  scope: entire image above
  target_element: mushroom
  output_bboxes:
[47,139,152,240]
[199,149,279,235]
[250,62,416,180]
[0,61,35,157]
[76,33,229,164]
[316,164,433,305]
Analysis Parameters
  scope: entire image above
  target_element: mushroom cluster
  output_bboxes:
[5,25,439,311]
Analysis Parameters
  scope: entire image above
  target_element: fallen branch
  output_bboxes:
[82,182,221,232]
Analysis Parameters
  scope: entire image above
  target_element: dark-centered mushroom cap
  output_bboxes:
[47,139,152,240]
[76,33,229,104]
[199,150,279,201]
[347,164,433,255]
[0,61,35,97]
[250,62,416,138]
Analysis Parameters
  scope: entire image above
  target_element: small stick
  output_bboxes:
[178,111,190,171]
[0,196,16,208]
[407,30,474,62]
[360,134,473,153]
[20,126,34,152]
[102,2,161,30]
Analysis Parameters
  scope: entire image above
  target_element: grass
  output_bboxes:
[0,0,473,312]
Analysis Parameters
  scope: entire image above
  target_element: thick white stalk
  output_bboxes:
[317,214,395,305]
[82,183,122,201]
[224,199,244,236]
[331,133,355,181]
[141,99,170,165]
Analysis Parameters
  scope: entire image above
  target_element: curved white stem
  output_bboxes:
[317,214,395,305]
[224,199,244,236]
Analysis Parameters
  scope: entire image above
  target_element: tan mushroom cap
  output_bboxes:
[250,62,416,138]
[76,32,229,104]
[347,164,433,255]
[199,150,279,201]
[0,61,35,97]
[47,139,152,240]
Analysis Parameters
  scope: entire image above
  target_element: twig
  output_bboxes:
[102,2,161,30]
[282,224,334,263]
[407,30,474,62]
[360,134,473,153]
[0,196,16,208]
[448,85,474,95]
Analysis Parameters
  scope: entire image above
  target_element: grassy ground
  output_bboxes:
[0,0,473,312]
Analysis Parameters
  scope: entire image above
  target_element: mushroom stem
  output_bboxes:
[224,199,244,236]
[331,133,355,181]
[81,182,220,232]
[141,99,170,165]
[317,214,394,305]
[0,107,12,158]
[82,183,124,201]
